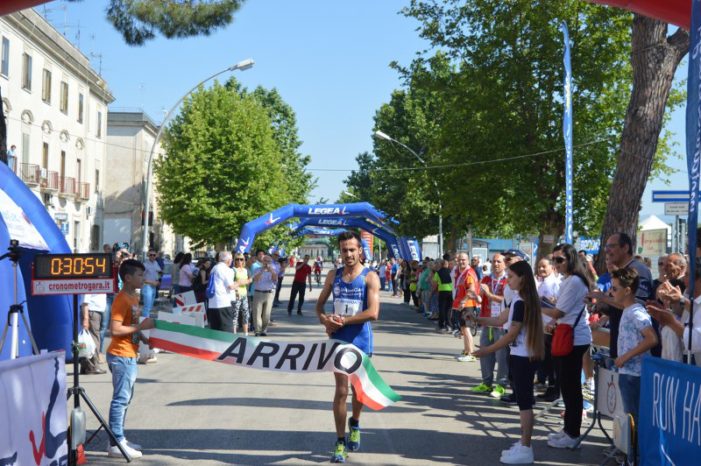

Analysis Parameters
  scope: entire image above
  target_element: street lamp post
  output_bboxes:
[141,58,254,259]
[374,130,444,258]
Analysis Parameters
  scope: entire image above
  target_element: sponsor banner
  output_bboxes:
[32,278,115,295]
[360,230,374,257]
[0,189,49,250]
[150,320,401,410]
[639,357,701,464]
[0,351,68,465]
[687,0,701,350]
[561,22,574,244]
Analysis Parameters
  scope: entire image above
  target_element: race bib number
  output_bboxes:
[334,299,362,316]
[490,302,501,318]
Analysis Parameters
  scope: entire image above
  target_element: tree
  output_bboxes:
[226,79,316,204]
[382,0,681,259]
[60,0,244,46]
[155,82,289,248]
[597,16,688,269]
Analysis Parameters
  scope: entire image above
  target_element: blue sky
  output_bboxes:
[41,0,689,226]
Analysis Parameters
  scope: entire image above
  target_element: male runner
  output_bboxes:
[316,231,381,463]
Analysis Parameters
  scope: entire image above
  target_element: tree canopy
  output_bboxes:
[348,0,681,255]
[64,0,244,45]
[154,81,310,249]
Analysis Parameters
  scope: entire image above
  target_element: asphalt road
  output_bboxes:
[76,274,614,465]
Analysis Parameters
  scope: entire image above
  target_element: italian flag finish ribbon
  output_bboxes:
[150,320,401,410]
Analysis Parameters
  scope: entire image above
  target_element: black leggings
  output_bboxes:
[438,291,452,329]
[510,355,539,411]
[555,344,590,437]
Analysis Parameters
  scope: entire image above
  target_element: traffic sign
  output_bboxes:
[664,202,689,216]
[652,190,693,202]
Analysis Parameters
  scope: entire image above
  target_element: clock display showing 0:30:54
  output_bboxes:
[34,253,114,279]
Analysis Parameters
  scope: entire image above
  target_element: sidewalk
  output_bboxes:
[76,276,614,465]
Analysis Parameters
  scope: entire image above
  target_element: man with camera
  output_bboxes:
[252,254,278,336]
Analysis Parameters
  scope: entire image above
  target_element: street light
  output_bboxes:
[373,130,443,257]
[141,58,255,258]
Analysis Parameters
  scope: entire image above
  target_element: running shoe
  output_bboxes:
[331,441,348,463]
[547,430,567,442]
[471,383,492,394]
[547,433,579,449]
[490,384,506,399]
[500,444,534,464]
[347,419,361,452]
[457,353,476,362]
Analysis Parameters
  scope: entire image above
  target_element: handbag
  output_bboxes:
[551,306,586,357]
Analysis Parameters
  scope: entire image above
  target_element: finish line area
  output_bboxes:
[76,277,611,466]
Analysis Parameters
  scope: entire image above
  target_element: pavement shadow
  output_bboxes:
[84,427,500,465]
[167,396,425,414]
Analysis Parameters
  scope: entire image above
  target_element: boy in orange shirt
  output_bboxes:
[106,259,155,459]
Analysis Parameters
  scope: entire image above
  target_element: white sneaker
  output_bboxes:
[547,430,567,441]
[500,441,521,458]
[500,444,534,464]
[107,439,143,459]
[547,433,579,449]
[126,439,142,450]
[457,354,477,362]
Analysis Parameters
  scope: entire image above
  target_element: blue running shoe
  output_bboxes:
[347,419,361,452]
[331,441,347,463]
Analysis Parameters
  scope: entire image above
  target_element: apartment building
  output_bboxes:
[0,9,113,252]
[106,111,180,257]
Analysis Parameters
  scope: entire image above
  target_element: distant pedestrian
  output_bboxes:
[207,252,237,332]
[252,255,278,336]
[288,254,313,316]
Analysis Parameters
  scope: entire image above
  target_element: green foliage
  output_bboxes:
[226,78,316,204]
[67,0,243,45]
[155,82,293,248]
[349,0,649,244]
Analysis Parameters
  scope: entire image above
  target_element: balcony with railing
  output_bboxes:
[59,176,76,198]
[40,170,60,192]
[20,163,41,185]
[77,182,90,201]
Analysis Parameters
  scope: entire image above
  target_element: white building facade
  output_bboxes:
[1,9,113,252]
[105,111,180,257]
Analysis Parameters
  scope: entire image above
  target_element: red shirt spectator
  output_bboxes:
[480,274,507,318]
[294,263,312,283]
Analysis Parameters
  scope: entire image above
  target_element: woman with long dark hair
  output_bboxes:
[473,260,544,464]
[193,258,212,304]
[542,243,592,449]
[178,253,194,294]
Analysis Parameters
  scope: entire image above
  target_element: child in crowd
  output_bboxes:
[106,259,155,459]
[473,261,544,464]
[610,267,658,425]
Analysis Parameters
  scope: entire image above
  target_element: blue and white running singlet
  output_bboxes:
[331,267,373,354]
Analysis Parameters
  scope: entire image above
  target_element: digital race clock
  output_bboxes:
[32,253,116,295]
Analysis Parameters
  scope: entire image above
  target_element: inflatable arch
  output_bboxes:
[0,163,74,360]
[290,216,406,259]
[236,202,392,253]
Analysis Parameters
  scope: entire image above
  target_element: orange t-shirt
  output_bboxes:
[107,290,139,358]
[452,267,479,309]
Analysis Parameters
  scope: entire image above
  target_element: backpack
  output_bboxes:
[205,272,216,299]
